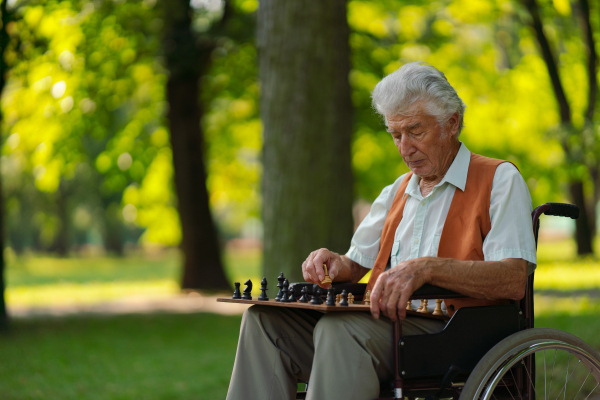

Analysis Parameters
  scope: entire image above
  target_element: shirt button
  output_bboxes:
[414,238,419,244]
[421,201,426,206]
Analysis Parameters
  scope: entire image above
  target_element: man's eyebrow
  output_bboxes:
[407,122,421,130]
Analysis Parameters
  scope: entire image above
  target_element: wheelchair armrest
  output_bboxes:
[411,284,464,299]
[289,282,466,301]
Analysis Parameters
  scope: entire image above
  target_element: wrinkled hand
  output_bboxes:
[369,259,427,321]
[302,248,342,288]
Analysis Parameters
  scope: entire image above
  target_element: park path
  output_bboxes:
[8,292,250,319]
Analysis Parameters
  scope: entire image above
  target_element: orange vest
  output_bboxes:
[364,153,513,315]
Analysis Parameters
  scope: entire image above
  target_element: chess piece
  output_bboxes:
[364,290,371,306]
[325,287,336,306]
[321,264,332,285]
[242,279,252,300]
[433,299,443,316]
[339,290,349,306]
[299,287,309,303]
[336,294,341,304]
[419,299,430,314]
[288,286,297,302]
[310,287,323,305]
[258,278,269,301]
[348,293,354,305]
[232,282,242,299]
[280,279,290,303]
[275,273,285,301]
[406,301,412,311]
[417,299,424,312]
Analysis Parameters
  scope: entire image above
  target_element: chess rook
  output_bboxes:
[339,290,348,306]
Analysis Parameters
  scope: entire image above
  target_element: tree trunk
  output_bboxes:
[258,0,354,282]
[161,0,230,291]
[0,0,10,331]
[578,0,598,240]
[522,0,595,254]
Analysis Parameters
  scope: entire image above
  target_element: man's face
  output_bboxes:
[386,102,459,179]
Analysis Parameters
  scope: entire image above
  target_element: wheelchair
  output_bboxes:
[292,203,600,399]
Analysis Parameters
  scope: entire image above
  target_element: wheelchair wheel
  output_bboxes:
[460,328,600,400]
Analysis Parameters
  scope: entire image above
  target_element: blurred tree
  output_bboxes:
[0,0,13,331]
[258,0,354,281]
[521,0,598,254]
[160,0,230,290]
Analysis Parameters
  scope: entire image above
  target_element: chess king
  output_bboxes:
[226,62,536,400]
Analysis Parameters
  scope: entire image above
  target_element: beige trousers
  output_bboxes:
[226,305,446,400]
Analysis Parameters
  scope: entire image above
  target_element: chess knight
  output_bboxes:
[226,62,537,400]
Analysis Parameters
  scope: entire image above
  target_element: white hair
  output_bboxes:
[371,61,466,134]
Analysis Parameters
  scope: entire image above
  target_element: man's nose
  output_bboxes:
[399,134,416,157]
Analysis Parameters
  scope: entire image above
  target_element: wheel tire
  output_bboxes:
[460,328,600,400]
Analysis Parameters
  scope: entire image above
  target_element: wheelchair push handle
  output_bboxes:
[543,202,579,219]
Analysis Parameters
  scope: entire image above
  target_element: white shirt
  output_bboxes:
[346,143,537,274]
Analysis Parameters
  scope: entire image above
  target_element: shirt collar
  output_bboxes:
[405,142,470,198]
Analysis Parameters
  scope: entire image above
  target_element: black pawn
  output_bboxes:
[280,279,290,303]
[258,278,269,301]
[299,287,309,303]
[339,289,349,306]
[288,286,297,302]
[275,272,285,301]
[325,287,336,306]
[232,282,242,299]
[310,287,323,305]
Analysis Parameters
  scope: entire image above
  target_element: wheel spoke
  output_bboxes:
[522,359,538,400]
[573,370,591,400]
[553,359,581,400]
[544,350,547,400]
[509,367,524,400]
[548,350,557,398]
[582,382,599,400]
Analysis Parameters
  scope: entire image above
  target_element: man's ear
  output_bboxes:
[446,112,460,137]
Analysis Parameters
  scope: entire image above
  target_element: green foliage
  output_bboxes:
[1,0,597,252]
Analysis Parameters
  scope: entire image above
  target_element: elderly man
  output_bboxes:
[226,62,536,400]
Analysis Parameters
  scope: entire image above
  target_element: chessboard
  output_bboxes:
[216,298,448,320]
[216,269,449,321]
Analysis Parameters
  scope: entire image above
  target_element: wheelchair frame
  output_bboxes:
[294,202,586,400]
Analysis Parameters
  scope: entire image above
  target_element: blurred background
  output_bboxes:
[0,0,598,398]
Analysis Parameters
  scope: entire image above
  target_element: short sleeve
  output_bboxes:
[345,175,407,269]
[483,163,537,274]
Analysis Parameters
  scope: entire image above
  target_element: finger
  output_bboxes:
[384,283,402,322]
[396,291,410,321]
[369,274,385,319]
[328,256,341,281]
[302,261,312,282]
[304,252,320,283]
[311,249,329,281]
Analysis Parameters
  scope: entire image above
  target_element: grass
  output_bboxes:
[0,313,241,400]
[5,247,262,307]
